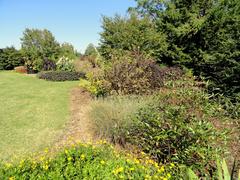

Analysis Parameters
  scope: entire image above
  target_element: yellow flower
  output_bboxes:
[43,164,49,170]
[134,159,140,164]
[65,149,69,154]
[100,160,105,165]
[145,174,151,180]
[87,141,92,145]
[9,177,15,180]
[129,167,135,171]
[5,163,12,169]
[81,154,85,160]
[97,140,103,144]
[158,166,165,173]
[167,173,171,178]
[119,175,124,179]
[170,163,175,167]
[118,167,124,172]
[126,159,131,163]
[40,156,45,161]
[113,167,124,175]
[67,157,72,161]
[44,148,49,153]
[147,159,154,164]
[71,143,75,148]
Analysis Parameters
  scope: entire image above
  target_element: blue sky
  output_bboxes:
[0,0,136,53]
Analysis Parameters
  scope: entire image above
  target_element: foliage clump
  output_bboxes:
[0,47,24,70]
[56,56,75,72]
[80,53,184,96]
[100,0,240,101]
[0,143,175,179]
[89,75,232,177]
[37,71,85,81]
[20,28,77,72]
[42,58,56,71]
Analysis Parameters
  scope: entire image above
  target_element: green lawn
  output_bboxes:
[0,71,78,161]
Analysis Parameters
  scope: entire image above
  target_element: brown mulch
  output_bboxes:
[55,87,94,147]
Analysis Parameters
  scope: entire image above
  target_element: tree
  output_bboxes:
[99,13,168,61]
[84,43,98,57]
[60,42,76,59]
[0,47,24,70]
[133,0,240,100]
[21,28,60,71]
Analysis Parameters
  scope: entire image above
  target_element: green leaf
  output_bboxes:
[222,159,231,180]
[187,168,199,180]
[216,158,223,180]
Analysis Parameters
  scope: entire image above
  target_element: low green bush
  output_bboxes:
[79,71,106,97]
[0,143,175,179]
[37,71,85,81]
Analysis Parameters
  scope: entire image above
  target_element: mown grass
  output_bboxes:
[0,71,78,161]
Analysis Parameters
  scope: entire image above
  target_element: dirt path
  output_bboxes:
[55,87,94,147]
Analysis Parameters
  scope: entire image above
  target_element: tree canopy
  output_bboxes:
[99,0,240,100]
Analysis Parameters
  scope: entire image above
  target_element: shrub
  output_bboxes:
[100,53,184,95]
[103,58,164,95]
[14,66,27,74]
[0,47,24,70]
[126,85,227,176]
[0,143,175,179]
[79,71,106,96]
[79,53,184,96]
[42,58,56,71]
[75,59,93,74]
[37,71,85,81]
[56,56,75,72]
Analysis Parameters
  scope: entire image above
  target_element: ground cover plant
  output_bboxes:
[0,142,176,180]
[0,71,78,161]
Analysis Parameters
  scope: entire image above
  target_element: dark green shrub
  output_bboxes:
[0,47,24,70]
[37,71,85,81]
